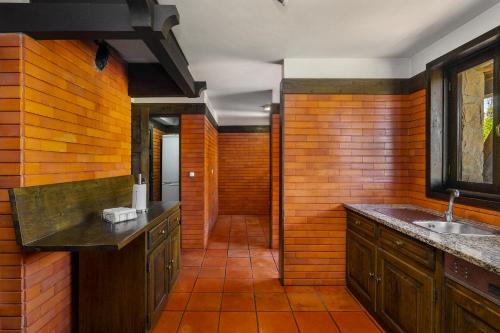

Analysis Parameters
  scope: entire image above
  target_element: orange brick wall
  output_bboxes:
[271,115,280,249]
[0,34,131,332]
[152,127,165,201]
[218,132,270,215]
[407,90,500,225]
[282,90,500,286]
[283,94,410,286]
[204,118,218,235]
[0,33,23,333]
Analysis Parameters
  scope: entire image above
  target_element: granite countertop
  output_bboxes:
[344,204,500,274]
[23,201,180,252]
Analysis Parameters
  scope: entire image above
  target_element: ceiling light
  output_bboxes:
[277,0,288,6]
[263,105,272,112]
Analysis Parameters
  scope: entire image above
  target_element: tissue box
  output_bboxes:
[102,207,137,223]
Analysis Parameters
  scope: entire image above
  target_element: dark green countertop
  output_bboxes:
[22,201,180,252]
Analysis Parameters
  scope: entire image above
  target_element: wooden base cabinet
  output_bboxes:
[445,278,500,333]
[147,210,181,329]
[346,211,441,333]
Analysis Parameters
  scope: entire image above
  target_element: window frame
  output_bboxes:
[426,27,500,211]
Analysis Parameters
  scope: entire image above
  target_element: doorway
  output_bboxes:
[149,116,180,202]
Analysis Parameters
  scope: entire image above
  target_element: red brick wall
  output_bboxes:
[0,34,130,332]
[0,33,23,333]
[151,127,166,201]
[271,115,280,249]
[181,114,205,249]
[218,132,270,216]
[282,94,410,286]
[282,91,500,286]
[407,90,500,226]
[204,118,218,235]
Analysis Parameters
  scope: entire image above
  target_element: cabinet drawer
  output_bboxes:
[148,220,168,250]
[347,212,376,240]
[379,226,435,270]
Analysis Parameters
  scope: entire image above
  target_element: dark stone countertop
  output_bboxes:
[344,204,500,274]
[23,201,180,252]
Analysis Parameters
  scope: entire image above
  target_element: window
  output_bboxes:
[426,27,500,210]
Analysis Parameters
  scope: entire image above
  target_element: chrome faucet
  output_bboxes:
[444,189,460,222]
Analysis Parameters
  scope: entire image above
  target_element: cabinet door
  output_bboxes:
[376,249,436,333]
[445,278,500,333]
[169,224,181,289]
[147,241,169,328]
[346,230,376,310]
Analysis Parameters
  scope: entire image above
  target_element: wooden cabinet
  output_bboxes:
[148,240,169,327]
[346,211,441,333]
[376,249,436,333]
[445,277,500,333]
[346,230,376,309]
[146,208,181,329]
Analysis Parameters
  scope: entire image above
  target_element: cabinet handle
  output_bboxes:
[171,259,174,264]
[496,124,500,137]
[376,277,382,284]
[161,229,166,235]
[167,264,171,271]
[354,220,361,225]
[368,272,375,278]
[394,240,404,247]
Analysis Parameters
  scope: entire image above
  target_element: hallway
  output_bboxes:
[153,215,382,333]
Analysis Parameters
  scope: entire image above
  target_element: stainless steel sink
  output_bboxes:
[413,221,496,236]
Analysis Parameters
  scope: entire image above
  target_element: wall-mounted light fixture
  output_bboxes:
[263,104,272,112]
[94,40,110,71]
[276,0,288,6]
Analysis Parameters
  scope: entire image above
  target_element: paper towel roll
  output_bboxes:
[132,183,147,212]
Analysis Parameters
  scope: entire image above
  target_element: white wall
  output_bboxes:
[410,2,500,76]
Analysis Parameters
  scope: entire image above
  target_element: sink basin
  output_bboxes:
[413,221,496,236]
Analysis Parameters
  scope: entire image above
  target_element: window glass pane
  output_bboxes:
[457,59,494,184]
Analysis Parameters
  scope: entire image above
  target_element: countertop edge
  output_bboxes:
[344,204,499,274]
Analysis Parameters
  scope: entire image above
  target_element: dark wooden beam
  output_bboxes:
[128,63,184,97]
[218,126,270,133]
[0,1,206,98]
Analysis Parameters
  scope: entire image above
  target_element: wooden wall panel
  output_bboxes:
[0,33,23,333]
[271,114,280,249]
[180,114,206,249]
[218,132,270,215]
[407,90,500,226]
[151,127,165,201]
[282,94,410,286]
[0,34,131,332]
[204,117,218,236]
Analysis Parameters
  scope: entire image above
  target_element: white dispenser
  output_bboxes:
[132,173,147,213]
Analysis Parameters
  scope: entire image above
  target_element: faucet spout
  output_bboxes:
[444,189,460,222]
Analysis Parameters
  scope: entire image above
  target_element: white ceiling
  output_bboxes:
[146,0,499,125]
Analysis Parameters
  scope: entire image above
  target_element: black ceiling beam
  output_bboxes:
[0,1,206,98]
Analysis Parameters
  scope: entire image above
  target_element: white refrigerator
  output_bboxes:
[161,134,179,202]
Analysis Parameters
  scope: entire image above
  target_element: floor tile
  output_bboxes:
[253,278,285,293]
[228,249,250,257]
[202,257,227,267]
[226,257,251,267]
[193,278,224,292]
[186,292,222,311]
[255,293,291,311]
[198,267,226,279]
[178,311,219,333]
[219,312,258,333]
[294,312,340,333]
[222,293,255,311]
[285,286,317,293]
[152,311,183,333]
[317,287,362,311]
[287,293,326,311]
[258,312,299,333]
[223,279,254,292]
[330,311,381,333]
[205,249,228,257]
[164,293,190,311]
[226,267,253,279]
[171,276,196,293]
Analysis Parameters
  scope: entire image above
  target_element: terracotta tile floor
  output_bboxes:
[153,215,383,333]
